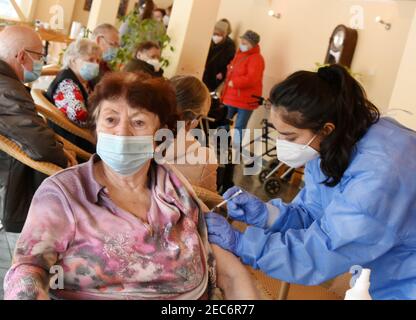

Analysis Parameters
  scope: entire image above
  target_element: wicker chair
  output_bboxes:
[31,89,96,145]
[55,134,93,162]
[0,134,63,176]
[41,64,60,77]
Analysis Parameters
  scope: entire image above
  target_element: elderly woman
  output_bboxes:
[166,75,218,193]
[4,72,259,300]
[46,39,101,153]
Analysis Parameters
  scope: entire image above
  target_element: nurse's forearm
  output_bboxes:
[268,198,315,233]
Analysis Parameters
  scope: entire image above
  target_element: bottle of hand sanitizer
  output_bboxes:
[345,269,373,300]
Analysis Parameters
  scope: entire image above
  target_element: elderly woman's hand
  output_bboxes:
[205,212,243,256]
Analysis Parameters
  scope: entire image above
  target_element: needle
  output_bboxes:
[211,190,244,219]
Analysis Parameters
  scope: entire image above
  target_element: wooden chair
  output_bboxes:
[31,89,96,145]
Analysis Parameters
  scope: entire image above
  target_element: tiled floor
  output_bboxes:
[0,230,20,300]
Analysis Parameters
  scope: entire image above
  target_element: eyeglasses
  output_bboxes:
[101,36,120,48]
[25,49,47,63]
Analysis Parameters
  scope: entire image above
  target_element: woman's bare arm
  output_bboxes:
[211,244,262,300]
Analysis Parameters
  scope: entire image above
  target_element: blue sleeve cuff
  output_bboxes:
[237,226,271,269]
[266,203,281,229]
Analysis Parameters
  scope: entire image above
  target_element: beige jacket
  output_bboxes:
[165,129,218,193]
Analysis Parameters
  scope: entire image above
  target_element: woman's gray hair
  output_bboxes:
[62,38,101,69]
[170,75,210,121]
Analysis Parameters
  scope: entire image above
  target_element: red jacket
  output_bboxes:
[221,45,265,110]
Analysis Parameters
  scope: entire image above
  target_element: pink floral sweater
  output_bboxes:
[4,156,212,300]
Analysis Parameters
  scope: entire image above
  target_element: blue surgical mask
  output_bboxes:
[102,47,118,62]
[240,44,249,52]
[80,62,100,81]
[23,59,43,83]
[97,132,155,176]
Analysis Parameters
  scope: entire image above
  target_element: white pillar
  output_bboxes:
[87,0,121,32]
[164,0,221,79]
[389,9,416,130]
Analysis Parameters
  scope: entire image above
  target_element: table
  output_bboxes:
[36,28,72,58]
[0,19,72,59]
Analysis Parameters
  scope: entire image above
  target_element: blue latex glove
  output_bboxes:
[223,187,269,228]
[205,212,243,256]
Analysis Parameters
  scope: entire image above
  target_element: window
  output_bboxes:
[0,0,23,20]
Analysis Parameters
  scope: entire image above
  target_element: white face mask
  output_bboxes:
[212,35,224,44]
[277,135,320,169]
[240,44,250,52]
[147,58,161,72]
[163,15,170,27]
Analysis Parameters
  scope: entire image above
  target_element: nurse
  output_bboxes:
[205,64,416,300]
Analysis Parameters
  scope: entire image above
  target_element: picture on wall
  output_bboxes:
[84,0,93,12]
[118,0,130,18]
[84,0,130,17]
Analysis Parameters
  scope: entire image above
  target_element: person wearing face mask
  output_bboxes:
[203,20,236,92]
[165,75,218,193]
[152,8,166,23]
[221,30,265,148]
[4,72,260,300]
[123,41,164,78]
[205,65,416,300]
[46,39,101,153]
[91,24,121,83]
[163,5,173,28]
[0,26,68,233]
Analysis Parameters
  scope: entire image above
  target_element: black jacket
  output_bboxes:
[46,68,95,154]
[0,60,67,232]
[203,37,236,92]
[123,58,164,78]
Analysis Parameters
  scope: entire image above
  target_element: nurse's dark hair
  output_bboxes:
[270,64,380,187]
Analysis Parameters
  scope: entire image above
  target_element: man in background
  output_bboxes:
[91,23,121,80]
[0,26,69,233]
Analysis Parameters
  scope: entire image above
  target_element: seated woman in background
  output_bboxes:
[166,75,218,193]
[4,72,259,300]
[46,39,101,153]
[123,41,164,78]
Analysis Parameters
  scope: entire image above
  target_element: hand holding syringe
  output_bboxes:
[211,190,244,220]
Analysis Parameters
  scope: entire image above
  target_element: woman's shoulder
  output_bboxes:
[41,160,96,195]
[55,68,78,81]
[358,118,416,155]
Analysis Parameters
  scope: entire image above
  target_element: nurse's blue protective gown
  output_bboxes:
[239,118,416,300]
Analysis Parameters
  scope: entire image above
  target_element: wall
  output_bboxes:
[72,0,90,26]
[389,7,416,130]
[164,0,221,78]
[32,0,76,33]
[217,0,416,129]
[154,0,173,9]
